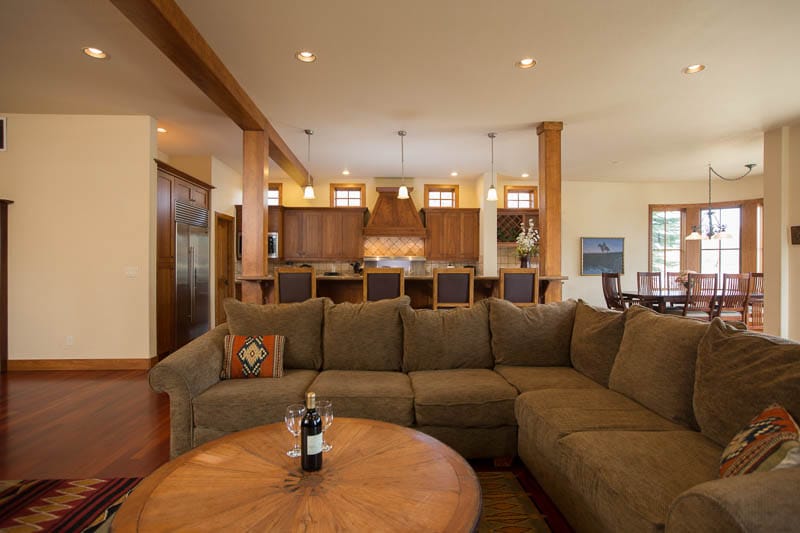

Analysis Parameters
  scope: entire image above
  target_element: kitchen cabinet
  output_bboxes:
[156,160,213,357]
[423,208,480,262]
[497,208,538,244]
[283,207,365,261]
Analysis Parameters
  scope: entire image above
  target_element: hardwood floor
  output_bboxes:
[0,370,170,479]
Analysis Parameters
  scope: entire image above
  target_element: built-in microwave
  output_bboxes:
[267,232,279,258]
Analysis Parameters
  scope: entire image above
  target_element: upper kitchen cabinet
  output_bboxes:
[283,207,366,261]
[423,208,480,262]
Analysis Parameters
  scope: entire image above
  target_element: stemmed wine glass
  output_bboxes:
[317,399,334,452]
[285,404,306,457]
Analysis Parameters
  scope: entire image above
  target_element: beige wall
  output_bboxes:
[169,155,213,185]
[561,176,765,308]
[0,114,157,359]
[209,157,242,324]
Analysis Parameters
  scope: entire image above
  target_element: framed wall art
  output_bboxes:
[580,237,624,275]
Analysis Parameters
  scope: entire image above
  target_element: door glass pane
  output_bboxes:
[720,250,740,275]
[701,250,719,274]
[665,250,681,272]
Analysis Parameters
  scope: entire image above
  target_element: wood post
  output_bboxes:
[241,131,267,303]
[1,199,12,373]
[537,122,563,302]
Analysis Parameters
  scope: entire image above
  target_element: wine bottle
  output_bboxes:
[301,391,323,471]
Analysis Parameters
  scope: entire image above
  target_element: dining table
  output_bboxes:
[621,288,764,315]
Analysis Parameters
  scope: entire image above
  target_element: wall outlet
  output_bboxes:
[125,266,138,278]
[65,335,74,346]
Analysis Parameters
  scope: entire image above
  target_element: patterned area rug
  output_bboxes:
[0,478,140,532]
[0,472,567,532]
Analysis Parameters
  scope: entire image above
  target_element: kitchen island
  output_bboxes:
[237,273,568,307]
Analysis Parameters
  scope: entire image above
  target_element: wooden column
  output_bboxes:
[1,200,11,374]
[241,131,268,303]
[537,122,563,302]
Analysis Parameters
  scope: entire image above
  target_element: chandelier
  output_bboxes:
[685,163,756,240]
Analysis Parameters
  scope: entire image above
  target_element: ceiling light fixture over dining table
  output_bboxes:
[685,163,756,240]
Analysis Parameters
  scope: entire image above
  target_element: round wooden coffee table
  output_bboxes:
[113,418,481,532]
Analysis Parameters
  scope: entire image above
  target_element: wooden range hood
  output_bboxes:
[364,187,426,237]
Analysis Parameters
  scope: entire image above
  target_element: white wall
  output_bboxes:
[0,114,157,360]
[210,156,242,324]
[562,176,765,307]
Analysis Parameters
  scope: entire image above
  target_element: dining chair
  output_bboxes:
[748,273,764,331]
[498,268,539,307]
[637,271,662,310]
[682,273,717,321]
[432,268,474,310]
[601,272,627,311]
[274,267,316,304]
[665,272,682,291]
[715,273,751,323]
[362,268,405,302]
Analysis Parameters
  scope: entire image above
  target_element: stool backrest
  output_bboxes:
[363,268,405,302]
[432,268,474,310]
[275,267,316,304]
[499,268,539,306]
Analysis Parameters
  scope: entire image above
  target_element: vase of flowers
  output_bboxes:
[675,270,696,290]
[516,219,540,268]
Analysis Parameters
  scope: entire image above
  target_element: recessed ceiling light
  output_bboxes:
[342,169,350,175]
[157,127,167,133]
[521,173,529,178]
[516,57,536,69]
[296,50,317,63]
[682,64,706,74]
[82,47,108,59]
[450,171,458,177]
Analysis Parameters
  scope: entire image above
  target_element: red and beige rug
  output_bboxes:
[0,470,569,532]
[0,478,139,532]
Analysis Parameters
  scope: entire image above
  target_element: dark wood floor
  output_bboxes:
[0,370,170,479]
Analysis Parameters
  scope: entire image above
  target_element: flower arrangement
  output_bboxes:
[675,270,697,289]
[515,219,540,258]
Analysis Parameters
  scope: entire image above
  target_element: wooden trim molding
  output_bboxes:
[1,199,11,374]
[8,358,158,371]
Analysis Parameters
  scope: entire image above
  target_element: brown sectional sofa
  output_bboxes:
[149,295,800,532]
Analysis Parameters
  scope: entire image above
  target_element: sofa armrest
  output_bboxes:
[666,467,800,533]
[149,323,228,458]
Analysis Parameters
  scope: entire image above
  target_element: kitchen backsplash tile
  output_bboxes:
[363,236,425,257]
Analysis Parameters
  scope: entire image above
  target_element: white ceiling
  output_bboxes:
[3,0,799,183]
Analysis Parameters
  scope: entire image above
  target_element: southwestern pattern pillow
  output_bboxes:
[720,403,800,477]
[221,335,285,379]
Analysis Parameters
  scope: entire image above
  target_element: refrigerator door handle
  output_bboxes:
[189,245,195,322]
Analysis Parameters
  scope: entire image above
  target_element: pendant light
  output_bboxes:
[303,129,316,200]
[397,130,409,199]
[685,163,755,240]
[486,132,498,202]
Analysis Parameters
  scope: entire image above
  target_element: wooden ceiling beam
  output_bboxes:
[111,0,309,185]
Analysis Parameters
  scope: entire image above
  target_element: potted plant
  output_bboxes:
[516,219,540,268]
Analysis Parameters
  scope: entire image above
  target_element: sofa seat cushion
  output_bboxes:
[193,369,319,433]
[409,369,517,427]
[308,370,414,426]
[515,388,684,466]
[558,430,721,531]
[495,365,604,394]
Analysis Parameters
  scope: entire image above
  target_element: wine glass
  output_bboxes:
[285,404,305,457]
[317,399,333,452]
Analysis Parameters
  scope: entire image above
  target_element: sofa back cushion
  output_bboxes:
[323,296,410,371]
[490,298,576,366]
[694,319,800,447]
[570,300,626,386]
[609,305,708,428]
[223,298,324,370]
[400,300,492,372]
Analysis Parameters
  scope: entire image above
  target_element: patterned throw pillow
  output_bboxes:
[221,335,285,379]
[719,403,800,477]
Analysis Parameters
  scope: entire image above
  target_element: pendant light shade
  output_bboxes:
[397,130,409,199]
[303,129,315,200]
[487,132,498,202]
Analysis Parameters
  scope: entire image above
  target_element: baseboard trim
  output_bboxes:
[8,357,158,371]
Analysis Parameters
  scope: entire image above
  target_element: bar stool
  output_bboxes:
[363,268,405,302]
[498,268,539,306]
[432,268,474,310]
[274,267,316,304]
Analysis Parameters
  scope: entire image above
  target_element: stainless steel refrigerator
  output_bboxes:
[175,201,210,348]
